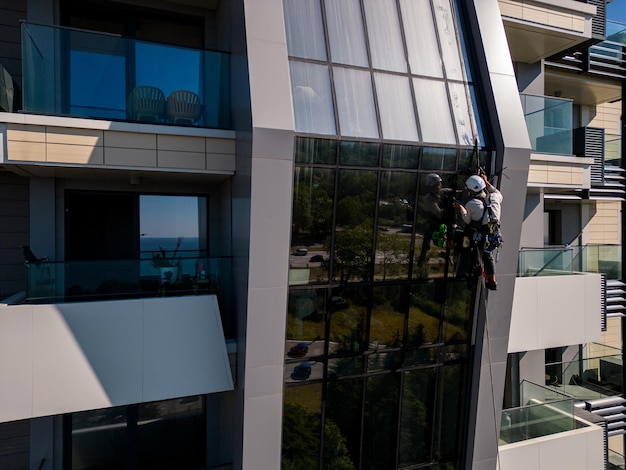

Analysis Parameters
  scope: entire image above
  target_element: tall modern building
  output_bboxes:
[0,0,621,469]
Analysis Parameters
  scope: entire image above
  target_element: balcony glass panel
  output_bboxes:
[21,22,230,129]
[24,256,232,312]
[518,244,621,279]
[500,399,577,445]
[605,134,622,167]
[520,94,573,155]
[547,343,623,398]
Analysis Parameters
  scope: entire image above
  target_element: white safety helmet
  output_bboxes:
[426,173,442,187]
[465,175,486,192]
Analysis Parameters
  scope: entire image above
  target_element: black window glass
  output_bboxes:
[362,374,400,470]
[328,287,368,354]
[421,147,457,171]
[295,137,338,164]
[334,170,377,282]
[443,281,472,343]
[399,368,436,467]
[72,406,128,469]
[291,168,335,284]
[370,285,408,351]
[434,364,467,463]
[339,141,380,166]
[286,289,326,359]
[377,171,415,280]
[282,384,323,469]
[325,377,363,468]
[407,283,443,346]
[382,144,420,169]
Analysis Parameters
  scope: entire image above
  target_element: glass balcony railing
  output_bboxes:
[500,382,578,445]
[605,134,622,168]
[24,256,231,303]
[609,449,625,470]
[520,94,573,155]
[546,343,623,399]
[21,22,230,129]
[518,244,622,279]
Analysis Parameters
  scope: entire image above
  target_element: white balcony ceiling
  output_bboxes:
[544,68,622,105]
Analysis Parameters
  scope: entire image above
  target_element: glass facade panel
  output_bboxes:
[377,172,415,279]
[399,0,443,78]
[334,170,377,282]
[72,407,128,469]
[291,167,335,284]
[286,289,326,350]
[334,67,379,138]
[434,364,466,463]
[413,78,456,145]
[375,73,419,142]
[325,0,369,67]
[339,141,380,166]
[448,81,476,146]
[408,283,443,345]
[443,281,471,343]
[382,145,420,169]
[433,0,465,81]
[325,377,364,468]
[362,374,401,469]
[290,61,337,135]
[370,285,407,349]
[399,369,436,467]
[329,287,369,353]
[294,137,338,165]
[282,384,323,469]
[364,0,406,72]
[283,0,327,60]
[421,147,457,172]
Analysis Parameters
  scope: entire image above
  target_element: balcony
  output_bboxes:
[20,22,230,129]
[509,246,608,352]
[521,94,573,155]
[499,381,605,470]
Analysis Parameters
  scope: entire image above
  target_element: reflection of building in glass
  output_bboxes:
[0,0,621,469]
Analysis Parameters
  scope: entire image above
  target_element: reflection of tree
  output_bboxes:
[292,170,334,243]
[281,402,354,470]
[376,232,410,280]
[332,226,373,282]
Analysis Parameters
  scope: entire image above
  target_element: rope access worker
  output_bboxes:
[453,172,502,290]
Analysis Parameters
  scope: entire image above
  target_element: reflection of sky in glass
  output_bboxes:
[135,42,201,97]
[70,51,126,116]
[140,196,200,239]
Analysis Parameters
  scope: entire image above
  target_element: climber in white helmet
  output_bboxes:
[453,172,503,290]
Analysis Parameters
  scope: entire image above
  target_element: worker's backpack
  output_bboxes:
[468,195,502,252]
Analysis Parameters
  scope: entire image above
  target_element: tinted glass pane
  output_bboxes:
[328,356,364,378]
[413,78,456,145]
[334,170,377,282]
[399,0,443,78]
[442,281,471,343]
[362,374,400,470]
[329,287,368,353]
[375,73,419,142]
[72,407,127,469]
[415,173,457,279]
[364,0,406,72]
[404,346,439,366]
[407,283,443,345]
[284,0,327,60]
[448,81,476,146]
[325,0,369,67]
[291,168,335,284]
[382,145,420,169]
[434,364,466,461]
[334,67,379,139]
[325,377,363,468]
[458,148,490,175]
[290,61,337,135]
[421,147,457,172]
[377,172,415,278]
[137,397,205,469]
[295,138,338,164]
[286,289,326,354]
[399,369,436,466]
[282,384,323,469]
[433,0,464,81]
[339,141,379,166]
[370,285,407,350]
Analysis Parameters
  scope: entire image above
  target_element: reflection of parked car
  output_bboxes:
[309,254,324,262]
[287,342,309,358]
[331,296,348,309]
[292,248,308,256]
[290,362,312,381]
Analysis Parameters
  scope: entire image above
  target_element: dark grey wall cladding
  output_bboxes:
[0,171,29,299]
[0,1,27,87]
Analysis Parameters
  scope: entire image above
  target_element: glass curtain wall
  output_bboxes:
[282,0,490,468]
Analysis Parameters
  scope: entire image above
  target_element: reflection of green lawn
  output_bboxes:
[284,384,322,415]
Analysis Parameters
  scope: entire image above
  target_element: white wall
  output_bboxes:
[0,296,233,422]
